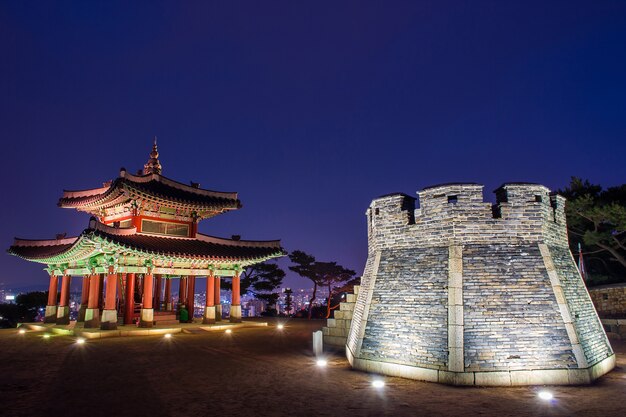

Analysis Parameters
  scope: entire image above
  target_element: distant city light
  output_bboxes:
[538,391,553,401]
[43,334,50,339]
[5,295,15,301]
[277,324,284,330]
[225,329,232,334]
[18,328,25,334]
[76,338,86,345]
[316,359,327,367]
[164,333,172,339]
[372,380,385,389]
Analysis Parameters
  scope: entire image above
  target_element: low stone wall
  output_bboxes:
[323,285,359,348]
[600,319,626,339]
[589,284,626,318]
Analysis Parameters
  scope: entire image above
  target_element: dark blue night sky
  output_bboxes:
[1,1,625,290]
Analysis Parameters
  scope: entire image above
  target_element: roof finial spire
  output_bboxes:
[143,137,162,175]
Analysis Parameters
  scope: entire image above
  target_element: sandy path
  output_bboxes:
[1,319,624,417]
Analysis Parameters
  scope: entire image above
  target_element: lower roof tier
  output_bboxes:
[8,219,285,276]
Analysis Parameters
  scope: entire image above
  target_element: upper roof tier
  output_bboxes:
[59,169,241,220]
[58,142,241,221]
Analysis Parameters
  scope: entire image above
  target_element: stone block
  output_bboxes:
[439,371,475,386]
[510,369,569,386]
[567,369,591,385]
[474,372,512,386]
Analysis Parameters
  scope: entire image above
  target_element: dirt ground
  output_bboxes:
[1,319,625,417]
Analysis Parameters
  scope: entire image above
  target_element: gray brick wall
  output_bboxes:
[360,248,448,369]
[463,244,576,371]
[549,245,613,365]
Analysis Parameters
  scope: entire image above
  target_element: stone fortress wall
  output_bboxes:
[346,183,615,386]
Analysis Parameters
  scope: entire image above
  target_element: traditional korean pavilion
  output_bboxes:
[8,141,284,329]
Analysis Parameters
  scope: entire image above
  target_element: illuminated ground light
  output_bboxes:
[164,333,172,339]
[372,379,385,389]
[18,329,26,334]
[316,359,328,367]
[225,329,232,334]
[76,338,86,345]
[277,324,284,330]
[43,334,51,339]
[538,391,554,401]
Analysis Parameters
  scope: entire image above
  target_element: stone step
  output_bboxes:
[353,285,360,295]
[156,319,180,326]
[326,318,336,328]
[346,294,356,303]
[324,335,347,347]
[339,302,354,311]
[154,314,177,322]
[325,326,349,337]
[335,310,353,320]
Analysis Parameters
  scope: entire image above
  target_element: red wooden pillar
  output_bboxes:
[154,274,162,311]
[186,276,196,323]
[203,271,215,324]
[44,274,58,323]
[164,278,172,311]
[98,274,105,310]
[56,274,71,325]
[214,276,222,321]
[179,276,188,307]
[124,273,136,325]
[101,266,118,330]
[140,272,154,328]
[230,271,242,323]
[78,275,90,322]
[85,273,101,328]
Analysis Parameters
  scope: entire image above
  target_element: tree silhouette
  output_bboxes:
[560,177,626,285]
[288,250,356,319]
[222,261,285,310]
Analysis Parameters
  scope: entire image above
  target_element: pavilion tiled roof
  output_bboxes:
[8,221,284,265]
[58,169,242,215]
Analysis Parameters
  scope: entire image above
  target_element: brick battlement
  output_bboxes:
[367,183,568,250]
[347,182,614,386]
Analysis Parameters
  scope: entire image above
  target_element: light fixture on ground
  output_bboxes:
[316,359,327,367]
[372,379,385,389]
[538,391,553,401]
[18,329,25,334]
[225,329,232,334]
[164,333,172,339]
[277,324,284,330]
[76,337,85,345]
[43,334,50,339]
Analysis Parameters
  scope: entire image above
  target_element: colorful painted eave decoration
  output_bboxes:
[8,220,285,273]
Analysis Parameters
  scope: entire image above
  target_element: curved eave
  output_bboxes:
[7,235,94,265]
[58,175,241,216]
[8,223,285,267]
